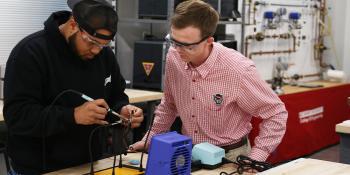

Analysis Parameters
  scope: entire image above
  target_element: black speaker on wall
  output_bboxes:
[138,0,240,20]
[174,0,241,20]
[138,0,169,19]
[133,41,169,91]
[206,0,241,20]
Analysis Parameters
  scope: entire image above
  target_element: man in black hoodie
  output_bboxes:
[3,0,144,174]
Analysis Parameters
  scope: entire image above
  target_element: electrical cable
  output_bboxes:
[42,89,84,172]
[88,114,132,174]
[112,110,134,174]
[40,89,128,174]
[112,124,117,175]
[88,118,130,175]
[219,155,273,175]
[89,124,110,175]
[138,113,156,172]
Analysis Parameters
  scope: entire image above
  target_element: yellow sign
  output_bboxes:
[142,62,154,76]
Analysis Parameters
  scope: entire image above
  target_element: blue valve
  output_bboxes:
[264,11,275,19]
[289,12,301,20]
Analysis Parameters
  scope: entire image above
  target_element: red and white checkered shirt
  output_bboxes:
[143,43,288,161]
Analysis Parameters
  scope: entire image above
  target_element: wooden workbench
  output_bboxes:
[125,89,163,130]
[336,120,350,134]
[47,153,350,175]
[125,88,163,103]
[46,153,243,175]
[0,89,163,122]
[282,80,346,95]
[258,158,350,175]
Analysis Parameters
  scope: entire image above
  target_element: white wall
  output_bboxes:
[227,0,349,82]
[323,0,349,81]
[344,1,350,81]
[324,1,345,69]
[0,1,70,65]
[0,0,348,83]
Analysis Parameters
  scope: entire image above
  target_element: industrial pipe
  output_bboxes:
[255,1,308,8]
[245,33,296,58]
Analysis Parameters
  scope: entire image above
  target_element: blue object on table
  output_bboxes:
[192,142,225,166]
[129,159,140,165]
[145,131,192,175]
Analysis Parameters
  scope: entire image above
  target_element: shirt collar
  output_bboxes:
[184,43,219,78]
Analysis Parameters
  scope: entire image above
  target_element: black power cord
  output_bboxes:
[89,123,110,175]
[219,155,273,175]
[88,121,127,175]
[138,113,156,172]
[111,119,132,175]
[41,89,129,174]
[42,89,84,172]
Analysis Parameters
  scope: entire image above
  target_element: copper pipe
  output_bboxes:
[249,50,295,58]
[315,0,328,68]
[283,73,322,80]
[253,5,257,25]
[245,0,257,25]
[301,73,322,78]
[247,0,251,25]
[245,35,253,56]
[245,33,296,58]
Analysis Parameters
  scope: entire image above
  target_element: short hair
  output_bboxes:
[72,0,118,40]
[171,0,219,38]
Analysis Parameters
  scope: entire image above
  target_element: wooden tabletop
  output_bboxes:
[257,158,350,175]
[282,80,347,95]
[47,153,350,175]
[125,89,163,103]
[336,120,350,134]
[46,153,247,175]
[2,82,346,121]
[0,89,164,121]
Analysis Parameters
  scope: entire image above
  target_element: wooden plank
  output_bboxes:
[47,154,350,175]
[46,153,236,175]
[282,80,347,95]
[0,89,164,121]
[125,89,163,103]
[258,158,350,175]
[336,120,350,134]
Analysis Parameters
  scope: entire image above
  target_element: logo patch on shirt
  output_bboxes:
[105,75,111,86]
[213,94,223,106]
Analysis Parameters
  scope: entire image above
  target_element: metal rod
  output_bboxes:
[241,0,246,53]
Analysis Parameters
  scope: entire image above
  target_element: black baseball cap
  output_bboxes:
[67,0,118,40]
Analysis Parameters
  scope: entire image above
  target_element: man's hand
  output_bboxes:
[120,104,144,128]
[74,99,109,125]
[128,140,147,153]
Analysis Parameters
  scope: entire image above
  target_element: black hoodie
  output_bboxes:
[3,11,129,174]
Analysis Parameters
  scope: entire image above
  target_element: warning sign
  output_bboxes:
[142,62,154,76]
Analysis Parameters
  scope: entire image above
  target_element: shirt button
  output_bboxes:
[194,130,198,134]
[192,97,195,100]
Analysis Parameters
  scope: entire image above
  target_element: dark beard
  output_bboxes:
[68,33,86,60]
